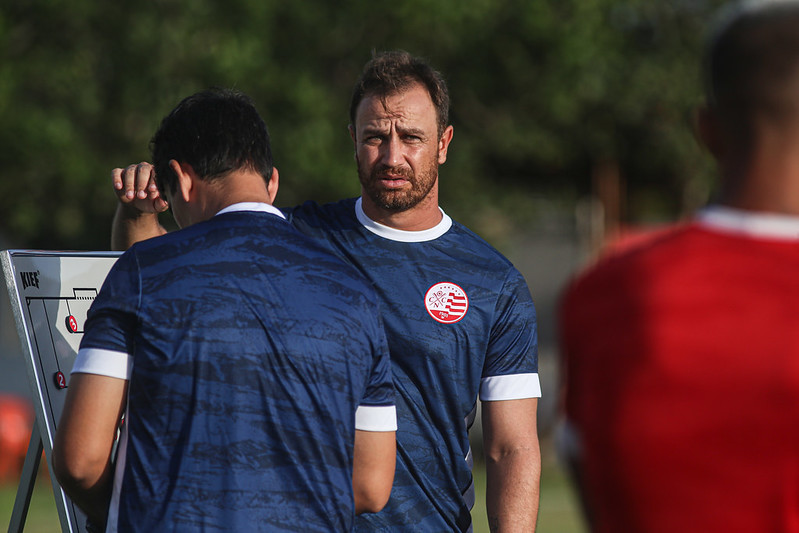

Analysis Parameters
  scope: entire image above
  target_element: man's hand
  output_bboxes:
[112,162,169,214]
[110,162,169,250]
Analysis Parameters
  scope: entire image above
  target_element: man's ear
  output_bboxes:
[266,167,279,204]
[169,160,195,203]
[437,125,454,165]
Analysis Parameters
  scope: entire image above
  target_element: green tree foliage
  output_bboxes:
[0,0,726,249]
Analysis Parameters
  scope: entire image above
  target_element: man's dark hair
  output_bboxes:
[349,50,450,137]
[150,87,273,196]
[705,1,799,126]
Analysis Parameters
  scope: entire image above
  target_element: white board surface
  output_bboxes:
[2,250,121,533]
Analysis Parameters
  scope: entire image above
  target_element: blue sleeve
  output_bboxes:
[79,250,140,355]
[483,267,539,378]
[361,299,394,408]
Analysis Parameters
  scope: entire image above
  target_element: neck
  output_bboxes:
[719,128,799,215]
[194,170,273,222]
[360,186,443,231]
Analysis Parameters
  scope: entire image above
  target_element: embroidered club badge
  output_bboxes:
[425,282,469,324]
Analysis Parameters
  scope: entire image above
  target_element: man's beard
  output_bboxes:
[358,160,438,212]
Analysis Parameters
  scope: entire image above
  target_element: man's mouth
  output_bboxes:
[378,175,409,188]
[374,169,412,189]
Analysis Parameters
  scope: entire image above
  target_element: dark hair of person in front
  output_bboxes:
[349,50,451,137]
[704,2,799,132]
[150,87,274,197]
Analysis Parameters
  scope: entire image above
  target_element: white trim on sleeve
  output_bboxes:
[480,373,541,401]
[355,405,397,432]
[71,348,132,380]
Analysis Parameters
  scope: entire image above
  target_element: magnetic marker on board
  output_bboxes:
[65,315,78,333]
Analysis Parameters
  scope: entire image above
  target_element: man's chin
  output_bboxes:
[369,192,416,212]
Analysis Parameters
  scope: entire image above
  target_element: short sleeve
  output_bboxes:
[356,303,396,431]
[480,268,540,401]
[78,250,141,360]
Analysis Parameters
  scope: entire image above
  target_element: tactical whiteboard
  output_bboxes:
[1,250,121,533]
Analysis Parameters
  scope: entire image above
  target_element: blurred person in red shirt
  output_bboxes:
[0,395,32,483]
[559,1,799,531]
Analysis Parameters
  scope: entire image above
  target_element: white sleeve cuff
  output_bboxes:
[355,405,397,432]
[71,348,132,380]
[480,373,541,401]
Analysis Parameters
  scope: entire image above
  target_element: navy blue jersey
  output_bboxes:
[283,198,540,532]
[76,205,394,533]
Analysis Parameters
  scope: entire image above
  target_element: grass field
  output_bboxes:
[0,468,60,532]
[0,448,587,532]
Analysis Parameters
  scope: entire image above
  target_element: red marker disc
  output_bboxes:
[65,315,78,333]
[54,371,67,389]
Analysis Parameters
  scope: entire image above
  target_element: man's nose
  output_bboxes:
[380,135,403,167]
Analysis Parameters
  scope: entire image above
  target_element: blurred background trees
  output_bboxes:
[0,0,726,250]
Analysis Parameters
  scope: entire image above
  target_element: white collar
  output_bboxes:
[214,202,286,219]
[355,197,452,242]
[696,205,799,240]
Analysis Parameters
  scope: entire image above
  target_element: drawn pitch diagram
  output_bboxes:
[2,250,120,533]
[26,288,99,426]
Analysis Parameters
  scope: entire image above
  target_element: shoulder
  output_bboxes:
[560,223,695,311]
[443,220,521,278]
[131,211,295,256]
[578,224,694,277]
[281,198,358,228]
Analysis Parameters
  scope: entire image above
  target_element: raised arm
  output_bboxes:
[52,373,127,525]
[482,397,541,532]
[352,429,396,514]
[111,162,169,250]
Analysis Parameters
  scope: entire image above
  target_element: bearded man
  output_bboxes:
[111,50,541,533]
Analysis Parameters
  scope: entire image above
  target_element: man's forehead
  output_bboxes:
[355,87,437,129]
[358,112,426,132]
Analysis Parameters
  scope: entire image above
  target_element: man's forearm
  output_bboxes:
[111,204,166,250]
[485,444,541,532]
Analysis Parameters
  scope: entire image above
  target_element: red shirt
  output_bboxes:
[560,207,799,532]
